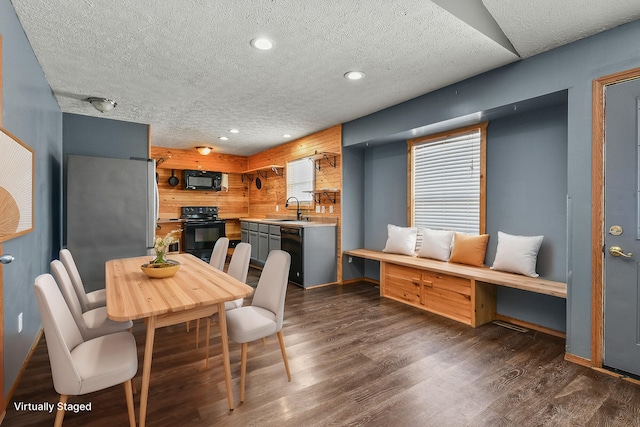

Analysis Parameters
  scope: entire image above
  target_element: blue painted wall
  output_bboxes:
[1,0,63,397]
[342,19,640,359]
[486,105,568,331]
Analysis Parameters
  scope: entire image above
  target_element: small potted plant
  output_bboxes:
[141,229,182,278]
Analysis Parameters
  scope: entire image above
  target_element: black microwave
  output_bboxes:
[184,170,222,191]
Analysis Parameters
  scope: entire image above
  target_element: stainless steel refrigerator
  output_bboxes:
[66,155,158,291]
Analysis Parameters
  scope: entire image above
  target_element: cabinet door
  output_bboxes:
[241,229,248,243]
[383,264,422,306]
[269,234,281,251]
[258,232,269,262]
[422,271,472,324]
[248,230,258,259]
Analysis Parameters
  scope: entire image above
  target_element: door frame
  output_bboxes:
[591,67,640,368]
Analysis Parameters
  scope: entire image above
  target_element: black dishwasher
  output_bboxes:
[280,227,303,286]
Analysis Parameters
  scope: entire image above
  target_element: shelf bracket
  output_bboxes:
[323,153,337,168]
[323,191,337,203]
[271,166,282,176]
[257,170,268,179]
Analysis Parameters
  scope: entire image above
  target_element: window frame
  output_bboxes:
[407,122,487,235]
[285,157,315,207]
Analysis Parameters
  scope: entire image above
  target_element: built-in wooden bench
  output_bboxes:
[343,248,567,329]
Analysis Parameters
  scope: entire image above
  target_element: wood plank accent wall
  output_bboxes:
[150,125,343,283]
[247,125,343,282]
[150,146,249,241]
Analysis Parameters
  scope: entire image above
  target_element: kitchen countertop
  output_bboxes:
[241,218,337,228]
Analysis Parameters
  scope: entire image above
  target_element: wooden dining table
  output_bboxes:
[105,253,254,427]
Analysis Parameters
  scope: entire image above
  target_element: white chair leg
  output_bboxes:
[124,379,136,427]
[54,394,68,427]
[240,342,248,402]
[277,331,291,381]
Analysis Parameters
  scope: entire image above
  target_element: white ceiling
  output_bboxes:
[10,0,640,156]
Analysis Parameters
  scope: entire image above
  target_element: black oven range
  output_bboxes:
[181,206,226,262]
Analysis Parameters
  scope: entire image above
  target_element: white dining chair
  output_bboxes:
[225,249,291,402]
[187,237,229,340]
[34,273,137,427]
[210,237,230,271]
[192,237,231,339]
[50,260,133,340]
[203,242,252,365]
[59,248,107,312]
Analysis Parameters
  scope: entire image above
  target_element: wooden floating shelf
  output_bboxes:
[307,152,339,170]
[242,165,284,181]
[304,189,340,204]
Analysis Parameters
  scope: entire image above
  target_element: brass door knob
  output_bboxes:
[609,246,633,258]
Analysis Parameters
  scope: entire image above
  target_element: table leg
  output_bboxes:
[139,316,157,427]
[217,302,234,410]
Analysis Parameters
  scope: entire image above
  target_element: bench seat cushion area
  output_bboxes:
[343,248,567,329]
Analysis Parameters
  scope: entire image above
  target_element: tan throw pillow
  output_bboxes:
[448,232,490,267]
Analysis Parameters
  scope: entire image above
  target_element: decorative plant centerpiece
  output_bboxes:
[141,229,182,278]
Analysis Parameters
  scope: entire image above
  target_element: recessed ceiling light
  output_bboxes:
[344,71,365,80]
[250,38,274,50]
[283,134,291,138]
[229,129,239,134]
[219,136,229,141]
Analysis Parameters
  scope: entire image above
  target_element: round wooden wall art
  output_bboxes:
[0,128,34,242]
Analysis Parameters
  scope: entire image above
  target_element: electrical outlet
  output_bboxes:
[321,206,326,213]
[315,205,320,213]
[329,205,333,214]
[276,205,279,212]
[18,312,23,333]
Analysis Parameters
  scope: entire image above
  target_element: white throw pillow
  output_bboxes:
[382,224,418,256]
[417,228,454,261]
[491,231,544,277]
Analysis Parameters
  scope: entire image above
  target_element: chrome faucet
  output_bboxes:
[285,196,302,220]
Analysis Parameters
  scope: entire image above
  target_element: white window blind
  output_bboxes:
[286,158,314,203]
[412,130,481,234]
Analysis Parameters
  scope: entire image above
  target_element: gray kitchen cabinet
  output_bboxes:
[280,225,336,288]
[269,225,281,251]
[240,221,248,244]
[248,222,258,260]
[258,224,270,262]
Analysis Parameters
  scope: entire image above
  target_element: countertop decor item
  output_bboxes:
[142,229,182,277]
[141,259,180,278]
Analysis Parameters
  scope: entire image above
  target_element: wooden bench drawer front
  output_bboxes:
[384,272,422,305]
[421,272,472,323]
[421,271,471,295]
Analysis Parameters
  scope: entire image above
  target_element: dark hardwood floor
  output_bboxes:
[5,269,640,426]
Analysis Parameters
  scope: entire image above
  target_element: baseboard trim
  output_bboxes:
[5,328,43,410]
[341,277,380,286]
[564,352,591,368]
[493,314,566,338]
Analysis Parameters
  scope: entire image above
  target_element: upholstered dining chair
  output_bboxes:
[191,237,231,339]
[59,248,106,312]
[225,249,291,402]
[202,242,252,365]
[50,260,133,340]
[209,237,230,271]
[34,273,137,427]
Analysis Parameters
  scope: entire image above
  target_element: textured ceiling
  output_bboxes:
[10,0,640,156]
